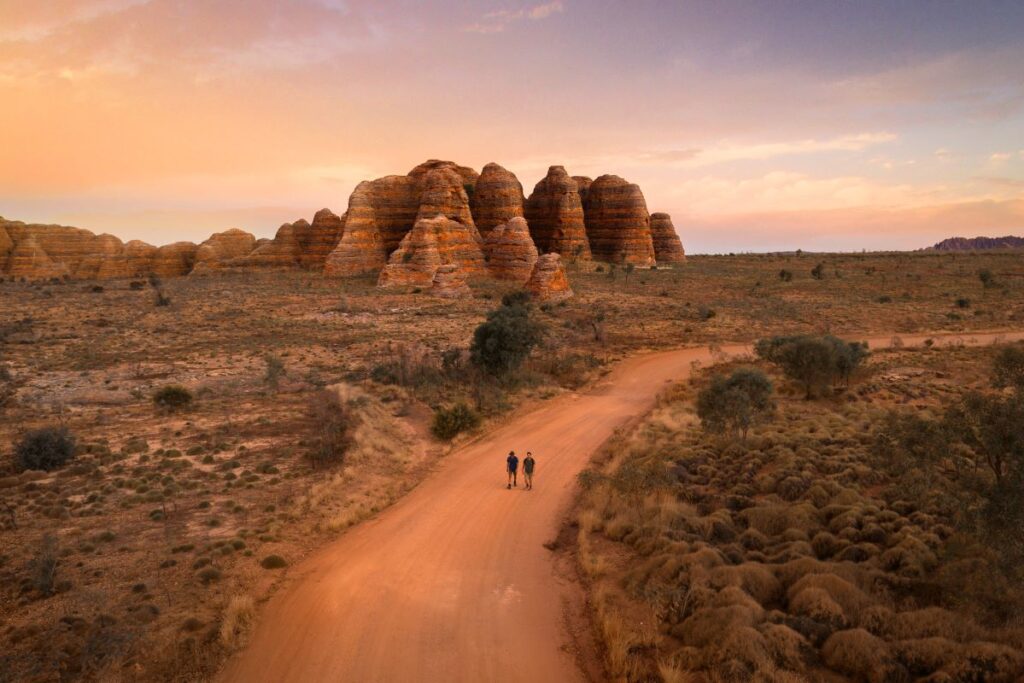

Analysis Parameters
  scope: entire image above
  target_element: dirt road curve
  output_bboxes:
[221,331,1023,683]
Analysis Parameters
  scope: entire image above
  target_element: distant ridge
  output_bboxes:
[930,235,1024,251]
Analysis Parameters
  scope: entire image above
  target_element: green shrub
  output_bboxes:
[697,368,774,440]
[756,334,868,398]
[15,427,76,472]
[992,345,1024,391]
[153,385,193,411]
[431,403,481,440]
[470,297,544,376]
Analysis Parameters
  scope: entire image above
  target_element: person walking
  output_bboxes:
[506,451,519,489]
[523,452,536,490]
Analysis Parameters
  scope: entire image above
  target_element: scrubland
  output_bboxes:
[1,249,1023,681]
[574,339,1024,682]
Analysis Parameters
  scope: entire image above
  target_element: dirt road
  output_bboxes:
[221,331,1023,683]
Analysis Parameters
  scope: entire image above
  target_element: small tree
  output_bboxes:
[308,389,355,468]
[756,334,868,397]
[992,345,1024,392]
[810,262,825,280]
[696,368,774,440]
[778,269,793,282]
[978,268,995,289]
[15,427,76,472]
[623,263,636,286]
[945,392,1024,485]
[470,297,544,377]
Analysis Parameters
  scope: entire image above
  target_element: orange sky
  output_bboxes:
[1,0,1022,251]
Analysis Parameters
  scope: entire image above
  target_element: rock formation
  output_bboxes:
[150,242,199,278]
[583,175,655,265]
[650,213,686,263]
[524,166,591,260]
[483,217,538,283]
[124,241,158,276]
[572,176,593,204]
[226,221,302,270]
[295,209,346,269]
[5,235,69,279]
[930,235,1024,251]
[378,216,485,288]
[470,163,524,237]
[325,160,480,277]
[430,264,472,299]
[525,253,573,302]
[192,229,257,274]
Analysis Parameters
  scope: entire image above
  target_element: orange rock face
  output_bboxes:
[525,253,573,302]
[150,242,199,278]
[471,163,524,237]
[226,222,302,270]
[192,229,258,273]
[5,234,69,280]
[583,175,655,265]
[124,241,158,276]
[650,212,686,263]
[524,166,591,260]
[325,160,480,277]
[295,209,346,270]
[430,263,472,299]
[378,216,485,288]
[0,224,14,263]
[484,217,538,283]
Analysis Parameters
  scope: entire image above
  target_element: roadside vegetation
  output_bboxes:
[574,338,1024,682]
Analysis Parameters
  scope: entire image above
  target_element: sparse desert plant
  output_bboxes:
[992,344,1024,391]
[697,368,774,440]
[778,269,793,282]
[220,595,256,648]
[263,353,286,391]
[978,268,995,289]
[15,426,76,472]
[27,533,60,596]
[307,389,355,468]
[260,554,287,569]
[431,403,481,440]
[153,385,193,411]
[811,262,825,279]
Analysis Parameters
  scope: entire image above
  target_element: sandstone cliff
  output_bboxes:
[524,166,591,260]
[583,175,655,265]
[649,213,686,263]
[470,163,524,238]
[296,209,346,269]
[525,253,573,301]
[430,263,472,299]
[378,215,485,288]
[484,217,538,283]
[192,229,258,274]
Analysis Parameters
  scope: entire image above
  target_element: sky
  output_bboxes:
[1,0,1022,253]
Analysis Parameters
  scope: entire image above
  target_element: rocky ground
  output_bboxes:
[1,250,1023,681]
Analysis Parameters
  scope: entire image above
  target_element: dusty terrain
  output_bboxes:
[2,251,1024,681]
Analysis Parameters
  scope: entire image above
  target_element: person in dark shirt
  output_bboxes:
[506,451,518,489]
[523,452,536,490]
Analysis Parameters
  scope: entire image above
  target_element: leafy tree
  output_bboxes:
[697,368,774,440]
[15,427,76,472]
[755,334,868,398]
[992,344,1024,391]
[470,296,544,376]
[945,392,1024,485]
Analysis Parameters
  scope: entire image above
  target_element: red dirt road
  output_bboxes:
[221,331,1023,683]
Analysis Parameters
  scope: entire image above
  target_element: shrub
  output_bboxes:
[778,269,793,282]
[263,354,286,390]
[811,262,825,280]
[992,344,1024,391]
[15,427,76,472]
[978,268,995,288]
[431,403,481,440]
[470,297,544,376]
[955,297,971,308]
[27,533,60,596]
[696,368,774,440]
[260,555,287,569]
[307,389,355,468]
[153,385,193,411]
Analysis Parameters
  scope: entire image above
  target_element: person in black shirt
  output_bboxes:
[506,451,518,489]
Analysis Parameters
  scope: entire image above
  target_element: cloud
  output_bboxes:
[989,152,1013,162]
[463,1,564,33]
